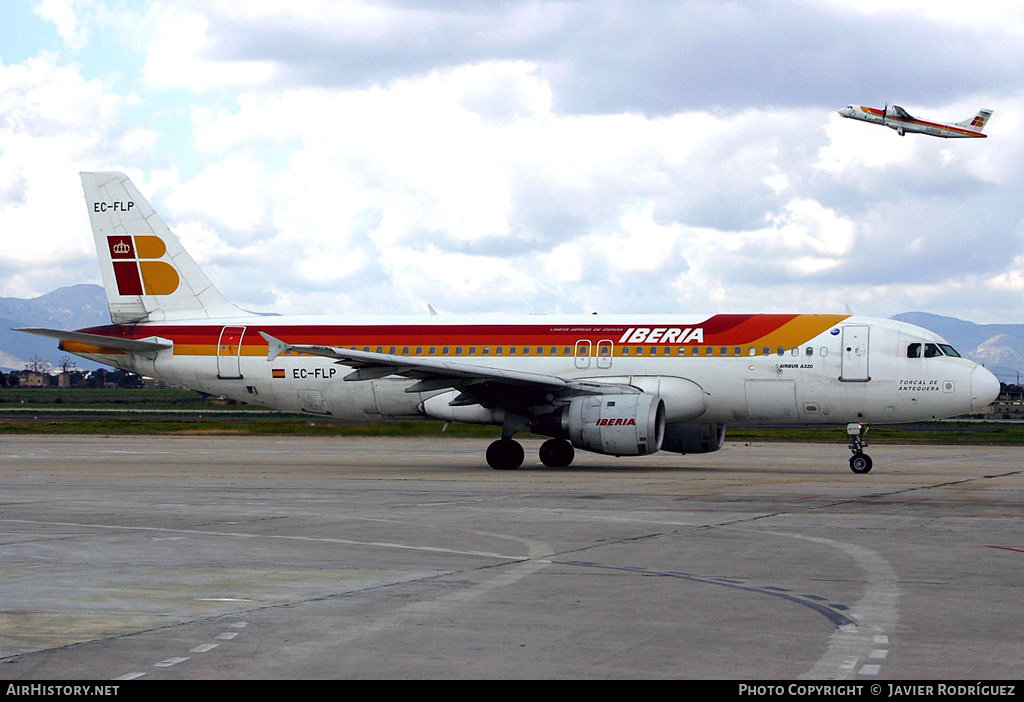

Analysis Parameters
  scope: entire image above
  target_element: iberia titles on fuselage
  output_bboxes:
[18,173,1000,473]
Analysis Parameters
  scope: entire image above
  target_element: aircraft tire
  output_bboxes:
[487,439,525,470]
[539,438,575,468]
[849,453,873,474]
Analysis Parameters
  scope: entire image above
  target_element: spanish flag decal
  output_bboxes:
[272,369,286,378]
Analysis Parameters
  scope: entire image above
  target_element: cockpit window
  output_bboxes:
[908,342,961,359]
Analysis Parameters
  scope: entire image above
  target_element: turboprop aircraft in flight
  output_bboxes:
[837,104,992,138]
[18,173,1001,473]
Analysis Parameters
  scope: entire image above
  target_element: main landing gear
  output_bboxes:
[486,439,524,470]
[485,437,576,470]
[539,438,575,468]
[847,422,873,474]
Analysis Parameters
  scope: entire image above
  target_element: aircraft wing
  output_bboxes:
[259,332,638,399]
[15,328,172,352]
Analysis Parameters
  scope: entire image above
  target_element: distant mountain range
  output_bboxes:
[1,284,109,371]
[892,312,1024,385]
[2,286,1022,383]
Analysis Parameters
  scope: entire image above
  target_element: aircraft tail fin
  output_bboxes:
[81,172,254,324]
[957,109,993,133]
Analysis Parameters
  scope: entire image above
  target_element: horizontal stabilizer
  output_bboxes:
[14,328,172,352]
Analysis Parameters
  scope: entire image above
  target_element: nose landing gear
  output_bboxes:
[847,422,873,473]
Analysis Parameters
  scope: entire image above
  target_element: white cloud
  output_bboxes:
[34,0,88,49]
[0,54,143,295]
[141,4,278,91]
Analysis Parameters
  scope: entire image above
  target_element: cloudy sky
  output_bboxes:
[2,0,1023,324]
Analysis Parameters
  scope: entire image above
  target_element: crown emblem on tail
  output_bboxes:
[112,241,130,254]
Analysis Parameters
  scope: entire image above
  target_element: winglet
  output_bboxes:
[259,331,289,361]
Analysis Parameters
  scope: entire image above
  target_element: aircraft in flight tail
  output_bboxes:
[838,104,992,138]
[18,172,1001,473]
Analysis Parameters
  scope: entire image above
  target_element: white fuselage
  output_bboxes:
[66,313,999,428]
[837,105,988,139]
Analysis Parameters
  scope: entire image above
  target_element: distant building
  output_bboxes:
[18,371,48,388]
[970,386,1024,420]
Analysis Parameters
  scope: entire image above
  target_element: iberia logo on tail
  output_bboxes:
[106,235,180,295]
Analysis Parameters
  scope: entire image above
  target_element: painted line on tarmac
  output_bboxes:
[2,518,529,562]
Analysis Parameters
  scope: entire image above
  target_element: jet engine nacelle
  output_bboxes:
[661,422,726,454]
[563,393,666,456]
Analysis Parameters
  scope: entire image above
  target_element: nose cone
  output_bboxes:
[971,365,1001,411]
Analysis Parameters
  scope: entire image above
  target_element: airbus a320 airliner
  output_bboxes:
[19,173,1000,473]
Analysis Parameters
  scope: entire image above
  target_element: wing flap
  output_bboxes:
[259,332,569,390]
